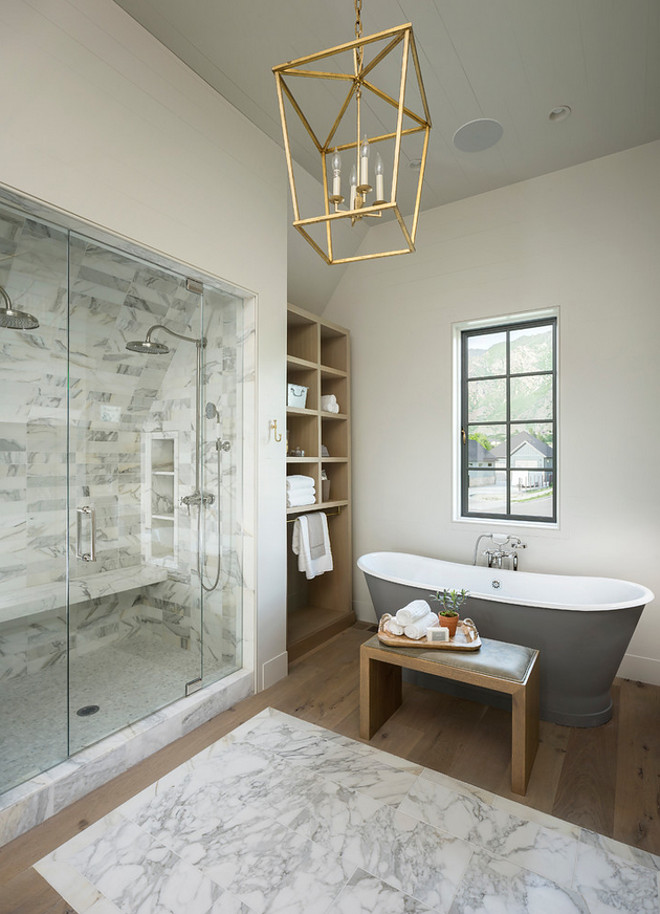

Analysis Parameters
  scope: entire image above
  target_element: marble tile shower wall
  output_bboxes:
[1,212,69,685]
[1,210,246,688]
[0,209,69,592]
[199,293,244,677]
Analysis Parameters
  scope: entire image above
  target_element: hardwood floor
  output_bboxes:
[1,624,658,913]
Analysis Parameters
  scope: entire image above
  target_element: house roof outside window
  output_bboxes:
[489,430,553,462]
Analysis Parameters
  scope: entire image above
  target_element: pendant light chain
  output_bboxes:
[355,0,364,71]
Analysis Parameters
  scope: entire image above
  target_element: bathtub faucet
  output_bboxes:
[474,534,526,570]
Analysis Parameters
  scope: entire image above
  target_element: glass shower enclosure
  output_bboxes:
[0,198,244,794]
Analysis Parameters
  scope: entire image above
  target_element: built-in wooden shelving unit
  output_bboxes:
[286,303,354,661]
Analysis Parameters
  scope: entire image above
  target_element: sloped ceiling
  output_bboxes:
[113,0,660,311]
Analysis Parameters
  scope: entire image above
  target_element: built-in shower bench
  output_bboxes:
[0,565,169,624]
[360,635,540,795]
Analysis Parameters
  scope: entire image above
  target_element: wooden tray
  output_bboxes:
[377,622,481,651]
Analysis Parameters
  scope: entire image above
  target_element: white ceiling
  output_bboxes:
[113,0,660,310]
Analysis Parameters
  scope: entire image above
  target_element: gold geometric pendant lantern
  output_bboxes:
[273,1,432,265]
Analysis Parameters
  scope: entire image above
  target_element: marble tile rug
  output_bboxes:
[35,708,659,914]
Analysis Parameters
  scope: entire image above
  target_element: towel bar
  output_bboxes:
[286,506,342,524]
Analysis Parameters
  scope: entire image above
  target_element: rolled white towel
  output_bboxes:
[396,600,432,627]
[405,611,439,640]
[321,394,340,413]
[383,617,404,636]
[286,475,316,491]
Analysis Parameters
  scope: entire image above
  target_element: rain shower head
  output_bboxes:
[0,285,40,330]
[125,338,170,355]
[125,323,206,355]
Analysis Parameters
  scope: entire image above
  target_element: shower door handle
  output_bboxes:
[76,505,96,562]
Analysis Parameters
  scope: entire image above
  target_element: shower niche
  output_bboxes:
[0,193,246,797]
[146,433,178,565]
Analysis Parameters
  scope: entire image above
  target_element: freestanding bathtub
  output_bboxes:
[357,552,654,727]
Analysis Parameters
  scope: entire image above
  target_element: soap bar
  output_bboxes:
[427,626,449,643]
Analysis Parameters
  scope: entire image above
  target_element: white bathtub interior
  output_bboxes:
[357,552,654,611]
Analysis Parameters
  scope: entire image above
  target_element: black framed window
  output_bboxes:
[461,317,557,523]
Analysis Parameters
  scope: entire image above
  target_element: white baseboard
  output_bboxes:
[617,652,660,686]
[262,651,288,690]
[353,600,377,624]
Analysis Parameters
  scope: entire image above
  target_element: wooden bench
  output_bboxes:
[359,635,540,795]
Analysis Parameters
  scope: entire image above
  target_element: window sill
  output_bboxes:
[451,514,560,532]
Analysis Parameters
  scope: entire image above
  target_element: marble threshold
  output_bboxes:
[35,708,660,914]
[0,668,253,848]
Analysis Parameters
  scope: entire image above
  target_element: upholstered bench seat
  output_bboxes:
[359,635,540,794]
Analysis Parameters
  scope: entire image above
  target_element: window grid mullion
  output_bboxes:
[461,317,556,524]
[468,369,553,383]
[505,329,511,516]
[461,330,469,517]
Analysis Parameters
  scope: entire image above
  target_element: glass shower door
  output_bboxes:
[67,234,204,754]
[0,192,244,794]
[0,203,69,794]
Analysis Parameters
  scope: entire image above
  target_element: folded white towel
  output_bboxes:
[292,513,333,580]
[321,394,340,413]
[396,600,432,627]
[405,611,439,640]
[287,491,316,507]
[383,618,405,636]
[286,475,316,491]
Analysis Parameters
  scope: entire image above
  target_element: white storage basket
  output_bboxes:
[287,383,308,409]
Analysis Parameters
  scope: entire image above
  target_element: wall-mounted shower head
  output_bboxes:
[205,402,219,420]
[125,323,205,355]
[126,338,170,355]
[0,284,40,330]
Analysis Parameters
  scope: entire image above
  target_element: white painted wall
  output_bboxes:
[285,163,365,315]
[323,140,660,685]
[0,0,288,690]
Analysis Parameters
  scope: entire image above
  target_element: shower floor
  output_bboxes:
[1,631,212,796]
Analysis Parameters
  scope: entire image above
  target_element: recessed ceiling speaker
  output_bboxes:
[453,118,504,152]
[548,105,572,122]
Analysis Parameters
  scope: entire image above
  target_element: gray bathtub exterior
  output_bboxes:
[361,573,644,727]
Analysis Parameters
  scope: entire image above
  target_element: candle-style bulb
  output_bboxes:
[350,164,357,186]
[375,151,385,202]
[331,151,342,199]
[349,164,357,209]
[359,134,370,187]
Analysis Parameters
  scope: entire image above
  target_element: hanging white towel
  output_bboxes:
[292,513,333,580]
[395,600,432,627]
[286,475,316,491]
[404,611,439,640]
[287,491,316,508]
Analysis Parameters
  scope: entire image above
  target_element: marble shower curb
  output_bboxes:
[0,668,253,848]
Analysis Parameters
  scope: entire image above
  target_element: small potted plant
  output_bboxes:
[430,588,469,638]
